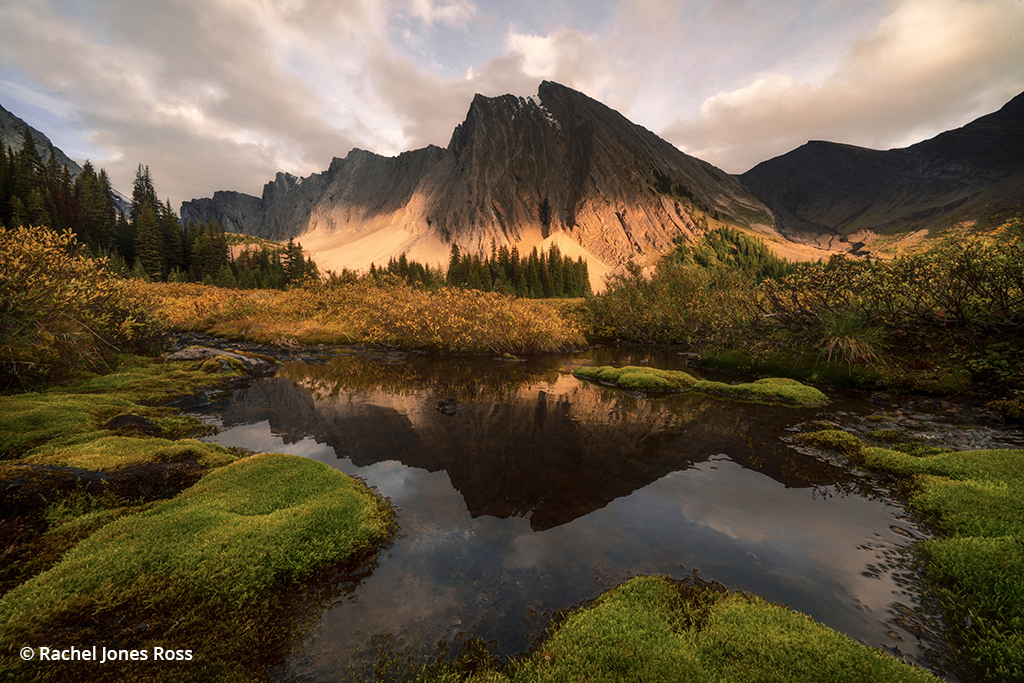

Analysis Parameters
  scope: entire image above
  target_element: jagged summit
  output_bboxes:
[181,81,774,288]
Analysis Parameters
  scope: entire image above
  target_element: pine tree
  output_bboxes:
[134,203,163,279]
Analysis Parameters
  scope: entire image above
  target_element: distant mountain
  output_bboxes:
[181,81,775,286]
[740,92,1024,251]
[0,103,84,177]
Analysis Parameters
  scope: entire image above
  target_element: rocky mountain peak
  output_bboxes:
[181,81,775,286]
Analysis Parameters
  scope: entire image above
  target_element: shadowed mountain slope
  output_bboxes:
[739,91,1024,250]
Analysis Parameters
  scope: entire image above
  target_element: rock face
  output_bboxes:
[181,82,774,284]
[740,91,1024,247]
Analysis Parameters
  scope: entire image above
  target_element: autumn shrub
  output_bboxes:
[137,276,585,354]
[0,227,158,390]
[585,225,1024,383]
[357,280,585,353]
[759,237,1024,341]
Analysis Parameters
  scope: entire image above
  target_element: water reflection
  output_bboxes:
[200,350,938,680]
[214,353,852,531]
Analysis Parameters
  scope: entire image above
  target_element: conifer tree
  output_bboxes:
[134,203,163,279]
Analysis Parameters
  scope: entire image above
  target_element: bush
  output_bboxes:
[0,227,158,390]
[135,277,586,354]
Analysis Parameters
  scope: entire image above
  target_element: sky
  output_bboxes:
[1,0,1022,211]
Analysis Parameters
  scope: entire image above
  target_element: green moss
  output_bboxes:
[0,357,238,460]
[919,537,1024,682]
[0,453,396,681]
[25,436,238,471]
[858,447,1024,680]
[573,366,828,405]
[0,392,140,458]
[795,429,864,456]
[510,575,937,683]
[62,354,240,404]
[867,429,908,443]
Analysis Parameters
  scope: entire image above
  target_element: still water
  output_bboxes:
[198,347,943,680]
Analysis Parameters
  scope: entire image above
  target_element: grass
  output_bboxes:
[573,365,828,405]
[132,279,586,354]
[0,453,396,682]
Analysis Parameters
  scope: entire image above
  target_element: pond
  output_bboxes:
[197,346,950,680]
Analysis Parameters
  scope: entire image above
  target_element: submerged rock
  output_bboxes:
[436,397,465,415]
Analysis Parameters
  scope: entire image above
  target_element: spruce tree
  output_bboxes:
[134,203,163,279]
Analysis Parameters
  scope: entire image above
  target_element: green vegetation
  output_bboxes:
[861,446,1024,681]
[583,219,1024,392]
[0,453,396,682]
[511,575,937,683]
[387,575,937,683]
[25,436,237,471]
[0,355,240,459]
[368,241,592,299]
[574,365,828,405]
[0,350,398,681]
[794,426,1024,681]
[795,429,865,456]
[664,226,795,282]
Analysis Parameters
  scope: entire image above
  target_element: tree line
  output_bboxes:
[369,241,593,298]
[0,127,319,290]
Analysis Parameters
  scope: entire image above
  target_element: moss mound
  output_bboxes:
[858,447,1024,681]
[573,365,828,405]
[511,575,937,683]
[0,453,395,681]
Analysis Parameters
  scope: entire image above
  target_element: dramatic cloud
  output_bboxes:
[663,0,1024,172]
[0,0,1021,207]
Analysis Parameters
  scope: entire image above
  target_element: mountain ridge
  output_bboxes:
[181,81,778,287]
[740,91,1024,250]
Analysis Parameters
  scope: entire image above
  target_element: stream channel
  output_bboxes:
[189,344,1021,681]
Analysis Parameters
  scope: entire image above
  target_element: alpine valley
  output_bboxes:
[177,81,1024,290]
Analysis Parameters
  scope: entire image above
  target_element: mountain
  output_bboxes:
[181,81,776,288]
[740,92,1024,252]
[0,103,84,177]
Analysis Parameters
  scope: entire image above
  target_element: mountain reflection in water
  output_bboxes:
[200,349,937,680]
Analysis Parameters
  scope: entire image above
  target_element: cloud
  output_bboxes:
[503,28,614,101]
[408,0,478,27]
[2,0,1021,211]
[662,0,1024,173]
[0,0,387,206]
